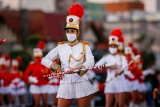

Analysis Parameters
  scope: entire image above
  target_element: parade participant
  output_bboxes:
[124,45,141,107]
[135,52,147,107]
[0,55,12,107]
[95,29,129,107]
[23,41,51,107]
[47,58,60,107]
[10,56,26,107]
[42,3,97,107]
[114,29,132,107]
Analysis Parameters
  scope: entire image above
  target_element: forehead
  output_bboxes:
[65,28,77,31]
[109,44,118,47]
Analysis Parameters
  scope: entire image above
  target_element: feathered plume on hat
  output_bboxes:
[33,40,46,57]
[0,38,6,44]
[128,42,133,48]
[109,29,122,46]
[65,3,84,30]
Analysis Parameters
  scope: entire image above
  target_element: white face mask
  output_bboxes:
[66,33,77,42]
[109,47,117,54]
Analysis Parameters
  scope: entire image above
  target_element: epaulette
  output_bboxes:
[19,71,23,76]
[80,40,90,46]
[58,41,68,45]
[29,61,34,64]
[102,54,109,58]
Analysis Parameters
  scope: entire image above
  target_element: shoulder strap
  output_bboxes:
[58,41,68,45]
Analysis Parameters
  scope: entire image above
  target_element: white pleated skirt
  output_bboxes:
[138,83,147,92]
[48,85,59,94]
[57,81,97,99]
[105,79,129,93]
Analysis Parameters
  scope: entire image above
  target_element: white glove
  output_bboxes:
[49,78,59,83]
[12,78,21,83]
[28,76,38,83]
[18,81,25,88]
[10,83,16,89]
[124,70,134,78]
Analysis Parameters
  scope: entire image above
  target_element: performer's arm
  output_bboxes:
[41,46,59,72]
[23,65,32,83]
[83,45,94,68]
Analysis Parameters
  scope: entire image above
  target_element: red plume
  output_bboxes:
[132,47,137,55]
[128,42,133,48]
[119,36,124,43]
[3,54,10,60]
[0,38,6,44]
[16,56,22,63]
[138,51,142,56]
[110,28,123,38]
[38,41,45,50]
[69,4,84,19]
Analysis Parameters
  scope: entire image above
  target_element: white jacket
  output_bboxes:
[42,41,94,83]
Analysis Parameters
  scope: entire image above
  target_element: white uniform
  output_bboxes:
[42,42,97,99]
[96,54,128,93]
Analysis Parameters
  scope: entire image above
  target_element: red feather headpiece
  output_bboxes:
[0,38,5,44]
[118,35,124,43]
[69,3,84,19]
[16,56,22,63]
[132,47,137,55]
[38,41,45,50]
[110,28,123,38]
[128,42,133,48]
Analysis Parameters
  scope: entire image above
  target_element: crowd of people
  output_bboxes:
[0,41,60,107]
[0,3,160,107]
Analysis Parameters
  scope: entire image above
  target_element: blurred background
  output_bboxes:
[0,0,160,107]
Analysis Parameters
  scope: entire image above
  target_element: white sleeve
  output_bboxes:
[122,56,128,72]
[83,45,94,68]
[124,70,134,78]
[41,46,59,68]
[95,57,106,66]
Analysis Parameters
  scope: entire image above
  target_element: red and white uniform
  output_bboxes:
[10,70,26,95]
[125,55,140,91]
[0,56,12,94]
[48,77,59,94]
[23,62,51,94]
[0,70,12,94]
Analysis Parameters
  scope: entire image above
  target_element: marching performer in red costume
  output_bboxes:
[134,52,147,107]
[96,29,129,107]
[10,56,26,107]
[42,3,97,107]
[124,44,143,107]
[0,55,12,107]
[23,41,51,107]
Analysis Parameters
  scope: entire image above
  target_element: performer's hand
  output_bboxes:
[66,68,77,74]
[57,66,63,80]
[114,72,119,77]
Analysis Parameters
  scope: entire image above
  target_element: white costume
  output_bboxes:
[42,42,97,99]
[96,54,129,93]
